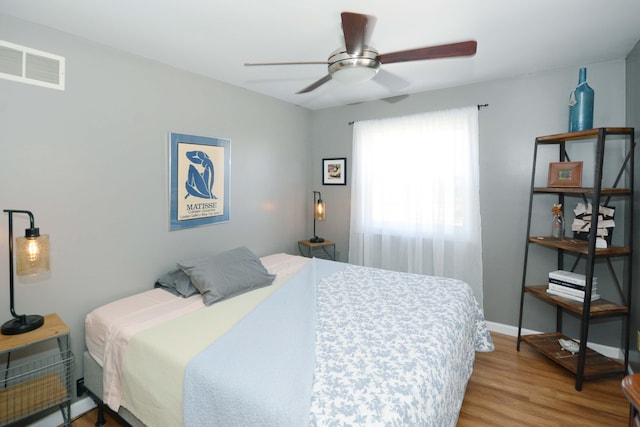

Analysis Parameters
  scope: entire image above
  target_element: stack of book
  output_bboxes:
[546,270,600,302]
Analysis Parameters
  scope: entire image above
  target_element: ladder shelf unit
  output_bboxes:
[517,127,635,391]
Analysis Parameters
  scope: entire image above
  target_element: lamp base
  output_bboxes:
[310,236,325,243]
[1,314,44,335]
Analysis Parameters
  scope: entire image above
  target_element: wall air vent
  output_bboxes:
[0,40,65,90]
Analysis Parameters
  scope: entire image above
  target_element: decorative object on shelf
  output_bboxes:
[559,338,580,354]
[572,203,615,248]
[551,203,564,238]
[1,209,49,335]
[310,191,326,243]
[322,157,347,185]
[169,132,230,231]
[568,67,594,132]
[547,161,583,187]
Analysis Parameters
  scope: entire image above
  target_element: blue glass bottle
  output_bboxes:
[568,68,594,132]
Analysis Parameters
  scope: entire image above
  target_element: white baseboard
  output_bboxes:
[486,320,624,360]
[29,396,96,427]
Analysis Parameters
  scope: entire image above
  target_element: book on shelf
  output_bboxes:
[548,270,597,286]
[546,288,600,302]
[548,277,597,290]
[548,283,597,298]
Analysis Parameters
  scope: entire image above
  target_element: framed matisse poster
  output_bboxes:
[322,157,347,185]
[169,132,230,230]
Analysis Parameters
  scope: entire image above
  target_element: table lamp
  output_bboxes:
[310,191,326,243]
[1,209,49,335]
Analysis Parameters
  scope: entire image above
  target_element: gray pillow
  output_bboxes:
[178,246,276,306]
[154,269,200,298]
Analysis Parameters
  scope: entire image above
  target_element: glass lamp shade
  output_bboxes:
[16,234,50,276]
[331,66,378,83]
[315,200,326,220]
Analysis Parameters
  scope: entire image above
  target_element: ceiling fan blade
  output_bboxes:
[341,12,376,55]
[297,74,332,94]
[373,68,411,92]
[245,61,327,66]
[377,40,477,64]
[381,94,410,104]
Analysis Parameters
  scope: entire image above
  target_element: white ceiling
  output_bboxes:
[1,0,640,110]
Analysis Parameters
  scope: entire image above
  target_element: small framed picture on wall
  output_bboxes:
[323,157,347,185]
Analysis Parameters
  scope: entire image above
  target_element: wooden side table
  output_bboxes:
[298,239,336,260]
[0,313,73,426]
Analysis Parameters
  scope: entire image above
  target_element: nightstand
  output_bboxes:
[298,239,336,260]
[0,313,73,426]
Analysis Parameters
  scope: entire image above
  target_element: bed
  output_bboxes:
[83,249,493,426]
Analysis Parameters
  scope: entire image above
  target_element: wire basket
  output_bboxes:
[0,350,73,425]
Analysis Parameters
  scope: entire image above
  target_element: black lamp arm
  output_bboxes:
[4,209,35,320]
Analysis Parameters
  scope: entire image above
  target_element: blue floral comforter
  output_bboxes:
[183,258,493,426]
[309,260,493,426]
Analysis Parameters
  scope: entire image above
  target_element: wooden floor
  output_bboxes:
[458,332,629,426]
[71,332,630,426]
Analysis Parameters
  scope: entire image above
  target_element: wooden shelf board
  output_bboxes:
[525,285,628,317]
[528,236,630,256]
[521,332,626,379]
[535,128,634,143]
[533,187,630,195]
[0,372,69,424]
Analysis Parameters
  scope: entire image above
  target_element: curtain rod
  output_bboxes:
[348,104,489,125]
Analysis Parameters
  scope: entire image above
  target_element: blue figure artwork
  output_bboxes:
[184,150,217,199]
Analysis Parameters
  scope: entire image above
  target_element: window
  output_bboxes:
[349,106,483,305]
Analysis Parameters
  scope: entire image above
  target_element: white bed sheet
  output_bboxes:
[84,252,310,411]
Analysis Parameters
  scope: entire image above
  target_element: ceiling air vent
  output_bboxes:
[0,40,65,90]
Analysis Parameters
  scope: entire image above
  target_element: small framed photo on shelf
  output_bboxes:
[547,161,583,187]
[323,157,347,185]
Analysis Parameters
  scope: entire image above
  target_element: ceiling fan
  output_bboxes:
[245,12,477,94]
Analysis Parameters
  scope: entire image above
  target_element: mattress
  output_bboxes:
[85,252,308,367]
[84,252,310,411]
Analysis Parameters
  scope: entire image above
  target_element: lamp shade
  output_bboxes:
[16,234,49,276]
[315,199,326,220]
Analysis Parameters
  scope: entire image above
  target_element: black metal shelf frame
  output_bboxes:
[517,128,635,391]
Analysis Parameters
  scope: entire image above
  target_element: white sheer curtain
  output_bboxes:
[348,106,484,307]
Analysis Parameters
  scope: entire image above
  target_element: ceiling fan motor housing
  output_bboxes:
[328,47,380,83]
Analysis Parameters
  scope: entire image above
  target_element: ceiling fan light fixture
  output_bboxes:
[328,48,380,84]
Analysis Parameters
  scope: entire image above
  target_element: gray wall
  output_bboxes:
[627,39,640,369]
[0,15,311,384]
[310,60,628,346]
